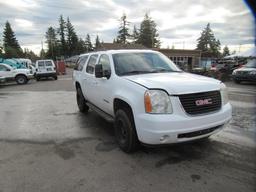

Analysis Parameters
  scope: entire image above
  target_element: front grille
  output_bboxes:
[237,71,248,75]
[179,91,221,115]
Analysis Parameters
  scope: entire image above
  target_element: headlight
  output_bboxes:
[232,70,237,75]
[220,83,228,106]
[144,90,173,114]
[249,71,256,75]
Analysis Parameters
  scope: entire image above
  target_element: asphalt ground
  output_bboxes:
[0,68,255,192]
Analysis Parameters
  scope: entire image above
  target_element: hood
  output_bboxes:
[123,72,221,95]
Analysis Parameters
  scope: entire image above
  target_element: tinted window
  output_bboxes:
[98,54,111,77]
[86,54,98,74]
[38,61,44,67]
[77,55,88,71]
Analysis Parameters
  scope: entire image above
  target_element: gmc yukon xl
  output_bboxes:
[73,50,232,153]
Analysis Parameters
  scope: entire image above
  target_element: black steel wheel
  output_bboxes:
[76,87,89,113]
[15,75,27,85]
[114,109,138,153]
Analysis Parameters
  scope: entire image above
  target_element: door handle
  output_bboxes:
[92,81,98,85]
[83,78,87,80]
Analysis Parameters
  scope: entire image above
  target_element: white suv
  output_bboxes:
[0,63,34,85]
[35,60,57,80]
[73,50,232,153]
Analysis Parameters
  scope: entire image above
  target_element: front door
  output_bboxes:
[95,54,113,115]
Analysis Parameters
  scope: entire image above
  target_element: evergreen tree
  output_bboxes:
[222,45,230,57]
[95,35,101,49]
[58,15,67,56]
[66,17,78,56]
[85,34,93,51]
[132,25,139,44]
[116,13,130,44]
[138,13,160,48]
[23,48,39,61]
[76,38,86,54]
[196,23,221,57]
[45,26,59,60]
[0,38,3,58]
[3,21,23,58]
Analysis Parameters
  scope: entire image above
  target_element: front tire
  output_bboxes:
[15,75,27,85]
[114,109,139,153]
[76,87,89,113]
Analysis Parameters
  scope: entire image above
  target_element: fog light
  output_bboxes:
[160,135,169,142]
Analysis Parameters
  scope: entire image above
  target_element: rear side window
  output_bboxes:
[86,54,98,74]
[76,56,88,71]
[45,61,53,66]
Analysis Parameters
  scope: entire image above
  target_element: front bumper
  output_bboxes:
[27,74,34,79]
[134,98,232,145]
[232,74,256,82]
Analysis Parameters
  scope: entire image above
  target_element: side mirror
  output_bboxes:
[6,68,11,71]
[95,64,103,78]
[104,69,111,79]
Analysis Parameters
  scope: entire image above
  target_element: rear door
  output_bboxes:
[44,60,55,73]
[37,61,46,74]
[82,54,99,105]
[74,55,89,84]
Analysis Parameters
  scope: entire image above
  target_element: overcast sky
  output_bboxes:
[0,0,255,54]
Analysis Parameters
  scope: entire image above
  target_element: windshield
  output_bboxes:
[113,52,182,76]
[244,59,256,68]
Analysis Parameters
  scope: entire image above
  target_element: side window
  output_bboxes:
[0,65,8,71]
[77,56,88,71]
[45,61,53,66]
[98,54,111,77]
[38,61,44,67]
[86,54,98,74]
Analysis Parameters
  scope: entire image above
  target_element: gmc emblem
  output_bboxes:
[195,98,212,106]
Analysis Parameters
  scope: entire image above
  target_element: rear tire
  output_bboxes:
[76,87,89,113]
[114,109,139,153]
[15,75,27,85]
[36,76,40,81]
[54,75,58,80]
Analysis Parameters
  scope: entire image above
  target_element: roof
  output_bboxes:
[97,43,147,50]
[225,47,256,58]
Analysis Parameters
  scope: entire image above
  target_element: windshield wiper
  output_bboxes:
[120,70,153,76]
[150,68,182,73]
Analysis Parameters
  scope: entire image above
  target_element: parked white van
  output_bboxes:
[35,60,57,81]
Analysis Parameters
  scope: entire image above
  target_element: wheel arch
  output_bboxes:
[113,98,134,116]
[75,81,81,90]
[15,73,27,79]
